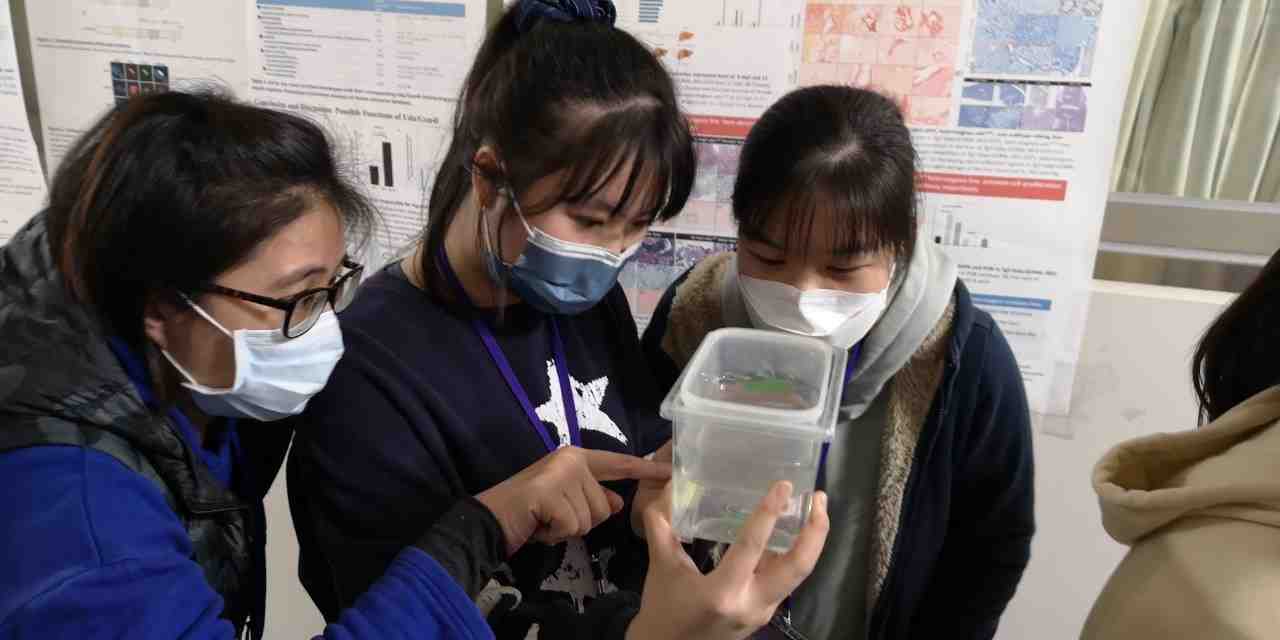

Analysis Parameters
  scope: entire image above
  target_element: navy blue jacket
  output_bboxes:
[643,273,1035,640]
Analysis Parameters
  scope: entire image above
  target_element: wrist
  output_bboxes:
[473,490,517,557]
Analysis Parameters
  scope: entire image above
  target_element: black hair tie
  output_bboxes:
[514,0,617,33]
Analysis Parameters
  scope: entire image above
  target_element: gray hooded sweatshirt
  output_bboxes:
[719,234,958,638]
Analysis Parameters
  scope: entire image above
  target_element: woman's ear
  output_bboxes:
[142,292,182,350]
[471,145,503,211]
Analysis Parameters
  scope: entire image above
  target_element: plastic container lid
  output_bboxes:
[661,328,848,439]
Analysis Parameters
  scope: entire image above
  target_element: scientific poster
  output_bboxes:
[23,0,250,173]
[0,2,46,240]
[248,0,490,267]
[614,0,805,330]
[623,0,1143,415]
[12,0,1141,415]
[806,0,1138,416]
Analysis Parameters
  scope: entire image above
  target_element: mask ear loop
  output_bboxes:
[159,293,237,392]
[470,163,517,310]
[178,292,234,338]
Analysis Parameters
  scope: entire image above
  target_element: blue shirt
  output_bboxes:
[107,337,241,489]
[0,340,495,639]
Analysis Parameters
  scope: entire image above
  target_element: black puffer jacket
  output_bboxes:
[0,215,285,639]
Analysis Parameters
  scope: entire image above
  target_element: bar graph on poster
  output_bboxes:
[248,0,488,267]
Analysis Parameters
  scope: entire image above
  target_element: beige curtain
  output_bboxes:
[1112,0,1280,202]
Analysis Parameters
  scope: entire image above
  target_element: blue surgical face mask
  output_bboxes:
[483,190,640,315]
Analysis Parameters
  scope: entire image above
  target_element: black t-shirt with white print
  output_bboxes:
[289,262,671,639]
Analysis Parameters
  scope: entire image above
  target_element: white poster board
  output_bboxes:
[23,0,251,173]
[247,0,490,267]
[0,2,46,240]
[620,0,1145,417]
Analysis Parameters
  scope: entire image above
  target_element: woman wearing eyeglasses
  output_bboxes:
[0,91,679,640]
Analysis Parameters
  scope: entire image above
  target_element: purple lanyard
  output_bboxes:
[816,341,863,490]
[772,342,865,635]
[439,248,580,452]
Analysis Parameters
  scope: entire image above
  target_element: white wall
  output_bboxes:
[261,280,1236,640]
[264,467,325,638]
[996,280,1233,640]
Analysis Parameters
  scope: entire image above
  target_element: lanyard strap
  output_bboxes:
[778,342,865,630]
[816,341,864,491]
[438,248,580,453]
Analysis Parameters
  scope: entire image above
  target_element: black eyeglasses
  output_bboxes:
[196,259,364,338]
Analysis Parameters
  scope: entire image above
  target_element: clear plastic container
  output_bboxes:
[661,328,847,552]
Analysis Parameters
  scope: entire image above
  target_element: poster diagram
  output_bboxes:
[969,0,1102,78]
[799,3,963,127]
[621,231,735,331]
[958,80,1087,132]
[110,62,171,104]
[24,0,250,172]
[653,139,740,236]
[618,0,804,132]
[11,0,1143,417]
[793,0,1140,415]
[249,0,487,268]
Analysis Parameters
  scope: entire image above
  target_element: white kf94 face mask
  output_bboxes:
[739,268,892,350]
[161,296,345,421]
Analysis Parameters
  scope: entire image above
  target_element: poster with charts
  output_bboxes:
[248,0,490,269]
[0,2,46,240]
[795,0,1143,417]
[615,0,805,244]
[23,0,251,175]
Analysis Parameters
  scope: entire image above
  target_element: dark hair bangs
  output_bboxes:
[737,161,916,259]
[514,100,694,223]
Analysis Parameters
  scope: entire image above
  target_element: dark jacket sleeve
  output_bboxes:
[0,446,495,640]
[915,320,1035,639]
[413,497,508,597]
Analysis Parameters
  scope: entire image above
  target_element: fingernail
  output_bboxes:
[814,492,828,511]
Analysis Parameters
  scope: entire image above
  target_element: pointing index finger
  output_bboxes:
[582,449,673,482]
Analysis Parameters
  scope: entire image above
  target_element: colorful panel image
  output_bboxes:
[800,3,959,127]
[970,0,1103,78]
[958,81,1087,132]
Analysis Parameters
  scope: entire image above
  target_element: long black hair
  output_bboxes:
[45,90,377,348]
[733,85,917,262]
[418,0,696,297]
[1192,248,1280,422]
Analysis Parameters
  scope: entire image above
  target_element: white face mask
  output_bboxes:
[162,296,345,421]
[739,268,892,350]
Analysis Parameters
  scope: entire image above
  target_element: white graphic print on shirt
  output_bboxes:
[530,360,627,623]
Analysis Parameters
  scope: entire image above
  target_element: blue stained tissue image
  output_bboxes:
[958,105,993,128]
[1018,0,1061,13]
[972,40,1012,73]
[962,82,996,102]
[959,105,1024,130]
[997,83,1027,107]
[988,107,1024,129]
[1009,46,1054,73]
[1056,15,1099,46]
[1013,15,1059,46]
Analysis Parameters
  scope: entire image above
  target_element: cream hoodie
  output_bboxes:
[1082,384,1280,640]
